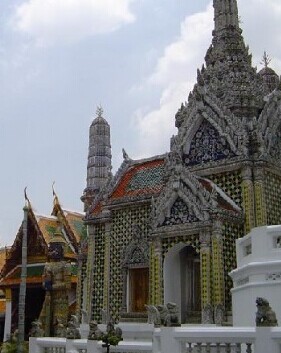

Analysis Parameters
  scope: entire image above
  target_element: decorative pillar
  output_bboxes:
[18,203,28,352]
[4,288,12,341]
[253,165,267,226]
[241,165,255,233]
[211,221,225,325]
[76,235,89,320]
[200,232,212,324]
[149,237,163,305]
[121,268,128,313]
[87,225,95,318]
[103,217,112,318]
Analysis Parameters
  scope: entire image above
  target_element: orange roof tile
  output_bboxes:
[111,158,165,199]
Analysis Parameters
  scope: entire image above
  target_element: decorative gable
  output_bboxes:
[162,197,200,226]
[123,225,149,267]
[184,120,235,166]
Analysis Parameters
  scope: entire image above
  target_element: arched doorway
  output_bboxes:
[164,244,201,323]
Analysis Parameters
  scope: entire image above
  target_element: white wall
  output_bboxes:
[230,225,281,326]
[163,243,185,320]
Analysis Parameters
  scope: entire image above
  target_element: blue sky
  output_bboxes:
[1,0,281,246]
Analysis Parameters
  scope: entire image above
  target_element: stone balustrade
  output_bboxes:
[29,325,281,353]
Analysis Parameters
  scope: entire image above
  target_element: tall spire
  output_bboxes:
[191,0,268,118]
[213,0,239,33]
[82,106,112,211]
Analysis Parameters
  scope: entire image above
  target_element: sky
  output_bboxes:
[1,0,281,246]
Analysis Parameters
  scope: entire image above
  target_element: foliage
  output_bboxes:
[0,339,28,353]
[102,332,123,347]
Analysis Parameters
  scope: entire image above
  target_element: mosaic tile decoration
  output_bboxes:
[265,171,281,225]
[162,234,200,257]
[111,159,165,200]
[76,258,88,316]
[91,224,105,322]
[149,243,163,305]
[127,164,165,192]
[254,182,267,226]
[108,205,150,321]
[200,248,211,308]
[208,170,242,208]
[212,238,224,306]
[222,223,243,311]
[242,180,254,233]
[184,120,236,166]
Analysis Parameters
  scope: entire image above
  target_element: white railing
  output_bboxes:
[153,327,256,353]
[29,326,281,353]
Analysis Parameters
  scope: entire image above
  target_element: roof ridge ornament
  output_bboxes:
[260,51,272,68]
[52,181,60,207]
[24,186,31,209]
[96,105,104,118]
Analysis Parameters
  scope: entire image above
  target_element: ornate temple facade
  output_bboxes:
[79,0,281,324]
[0,193,85,339]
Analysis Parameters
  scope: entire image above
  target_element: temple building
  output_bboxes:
[78,0,281,325]
[0,193,85,339]
[0,247,8,340]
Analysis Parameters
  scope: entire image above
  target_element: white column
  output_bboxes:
[3,298,12,341]
[255,327,280,353]
[28,338,44,353]
[155,327,183,353]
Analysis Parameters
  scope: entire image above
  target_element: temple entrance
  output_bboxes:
[164,244,201,323]
[180,246,201,320]
[129,267,149,312]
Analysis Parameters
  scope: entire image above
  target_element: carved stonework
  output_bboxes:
[270,123,281,160]
[163,198,200,226]
[199,232,211,247]
[202,304,213,324]
[184,120,235,166]
[123,225,149,267]
[255,297,278,327]
[214,304,225,325]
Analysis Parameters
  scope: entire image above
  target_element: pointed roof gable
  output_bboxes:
[51,193,84,252]
[151,157,242,230]
[1,205,48,278]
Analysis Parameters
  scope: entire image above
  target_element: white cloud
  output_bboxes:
[134,2,213,157]
[134,0,281,158]
[239,0,281,72]
[12,0,136,46]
